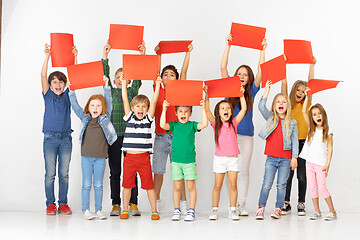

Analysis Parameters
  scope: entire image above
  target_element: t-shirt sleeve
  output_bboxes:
[232,117,239,127]
[250,81,260,98]
[167,121,175,133]
[328,128,333,136]
[146,112,154,123]
[123,111,133,122]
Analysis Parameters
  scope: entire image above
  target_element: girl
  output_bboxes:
[204,85,247,220]
[280,56,316,215]
[256,80,298,220]
[221,34,267,215]
[152,43,193,214]
[69,77,117,220]
[300,91,337,221]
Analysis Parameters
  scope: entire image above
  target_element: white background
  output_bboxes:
[1,0,359,213]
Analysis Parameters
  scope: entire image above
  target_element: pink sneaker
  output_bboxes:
[255,207,265,220]
[58,204,72,215]
[271,208,282,219]
[46,204,57,215]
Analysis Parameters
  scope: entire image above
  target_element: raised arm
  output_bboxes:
[139,41,146,55]
[203,85,215,125]
[149,76,162,118]
[258,80,272,120]
[121,73,131,116]
[323,133,333,176]
[197,100,209,130]
[102,43,112,87]
[160,100,170,131]
[179,43,193,80]
[220,34,232,78]
[235,86,247,124]
[103,76,112,115]
[41,44,51,94]
[154,44,162,85]
[72,46,78,65]
[306,56,316,104]
[302,87,311,127]
[254,38,267,88]
[281,54,288,96]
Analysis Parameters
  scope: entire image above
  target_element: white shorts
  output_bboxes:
[213,155,240,173]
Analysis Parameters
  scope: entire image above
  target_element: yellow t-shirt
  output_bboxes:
[292,102,310,140]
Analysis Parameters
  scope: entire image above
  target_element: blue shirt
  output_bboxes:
[42,88,72,133]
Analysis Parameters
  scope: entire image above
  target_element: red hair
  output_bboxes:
[84,94,107,115]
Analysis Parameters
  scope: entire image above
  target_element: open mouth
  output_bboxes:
[279,107,284,110]
[181,116,186,121]
[93,111,98,116]
[137,112,144,117]
[317,119,321,123]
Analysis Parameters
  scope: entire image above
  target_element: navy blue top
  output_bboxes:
[42,88,72,133]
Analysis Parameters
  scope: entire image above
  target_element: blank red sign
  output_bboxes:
[122,55,159,80]
[166,80,203,106]
[205,76,243,98]
[307,79,342,96]
[108,24,144,50]
[260,55,286,88]
[67,61,104,90]
[229,23,266,50]
[50,33,74,67]
[156,41,193,54]
[284,39,314,64]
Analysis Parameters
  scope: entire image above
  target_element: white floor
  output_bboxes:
[0,211,357,240]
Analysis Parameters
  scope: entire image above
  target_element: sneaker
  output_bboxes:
[129,203,141,216]
[229,207,240,221]
[184,209,195,222]
[324,212,337,221]
[297,203,306,216]
[58,204,72,215]
[255,207,265,220]
[171,209,181,221]
[237,203,249,216]
[96,211,107,220]
[180,200,188,216]
[110,204,121,216]
[281,202,291,215]
[271,208,282,219]
[151,211,160,220]
[310,212,322,220]
[120,210,130,219]
[209,207,219,220]
[46,204,57,215]
[83,210,96,220]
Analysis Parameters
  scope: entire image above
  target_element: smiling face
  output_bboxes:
[311,107,323,127]
[175,106,192,124]
[50,77,66,95]
[88,99,103,118]
[114,71,131,89]
[218,102,233,122]
[274,95,288,117]
[295,84,306,102]
[236,67,249,86]
[131,101,149,119]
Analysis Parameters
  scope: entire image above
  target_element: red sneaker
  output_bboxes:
[271,208,282,219]
[255,206,265,220]
[46,204,57,215]
[58,204,72,215]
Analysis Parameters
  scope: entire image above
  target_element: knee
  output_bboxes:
[94,183,103,191]
[82,182,91,191]
[213,184,222,192]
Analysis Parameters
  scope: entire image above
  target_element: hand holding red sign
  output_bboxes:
[229,22,266,50]
[50,33,75,67]
[155,41,193,54]
[108,24,144,51]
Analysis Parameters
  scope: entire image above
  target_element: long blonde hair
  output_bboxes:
[266,93,292,136]
[289,80,307,109]
[307,104,329,143]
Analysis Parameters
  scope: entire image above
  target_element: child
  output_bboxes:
[41,43,77,215]
[69,78,117,220]
[280,56,317,215]
[300,91,337,221]
[221,35,267,215]
[102,42,145,216]
[153,44,193,214]
[119,74,162,220]
[160,100,208,222]
[204,85,247,220]
[255,80,299,220]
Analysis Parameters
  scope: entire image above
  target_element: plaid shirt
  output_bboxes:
[102,59,141,137]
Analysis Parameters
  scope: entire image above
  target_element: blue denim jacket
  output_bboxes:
[69,86,117,146]
[258,97,299,158]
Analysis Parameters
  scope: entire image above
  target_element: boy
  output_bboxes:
[160,100,208,221]
[40,44,77,215]
[119,74,161,220]
[102,42,145,216]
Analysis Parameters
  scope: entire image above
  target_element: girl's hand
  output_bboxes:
[44,44,51,56]
[240,85,245,94]
[312,56,317,64]
[283,54,287,62]
[261,38,268,50]
[304,87,311,96]
[290,157,298,170]
[203,85,208,93]
[103,75,109,86]
[72,46,78,56]
[265,79,272,92]
[154,44,160,54]
[163,100,170,110]
[200,100,205,110]
[225,34,233,45]
[103,43,111,58]
[187,43,193,52]
[322,165,330,177]
[139,41,146,55]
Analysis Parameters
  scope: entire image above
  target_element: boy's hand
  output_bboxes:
[200,100,205,110]
[72,46,78,56]
[155,75,162,85]
[154,44,160,54]
[103,75,109,86]
[120,72,127,85]
[103,43,111,58]
[139,41,146,55]
[163,100,170,110]
[261,38,267,50]
[312,56,317,64]
[225,34,233,45]
[203,85,208,93]
[187,43,193,52]
[44,43,51,56]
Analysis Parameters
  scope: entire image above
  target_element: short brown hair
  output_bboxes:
[131,94,150,108]
[175,106,193,113]
[84,94,107,115]
[161,65,179,79]
[48,71,67,84]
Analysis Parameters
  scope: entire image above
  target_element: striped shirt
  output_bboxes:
[122,111,154,152]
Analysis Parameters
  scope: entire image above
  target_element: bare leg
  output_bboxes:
[325,196,336,215]
[312,198,320,213]
[227,171,238,207]
[122,188,132,212]
[146,189,158,212]
[186,180,197,209]
[153,173,163,200]
[180,179,187,201]
[173,180,183,209]
[212,173,225,207]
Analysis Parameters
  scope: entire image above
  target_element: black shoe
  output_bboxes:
[297,203,306,216]
[281,203,291,215]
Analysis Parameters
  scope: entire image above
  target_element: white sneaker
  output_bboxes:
[180,200,188,216]
[83,210,96,220]
[229,207,240,221]
[171,209,181,221]
[184,209,195,222]
[310,212,322,220]
[237,202,249,216]
[209,207,218,220]
[96,211,107,220]
[324,212,337,221]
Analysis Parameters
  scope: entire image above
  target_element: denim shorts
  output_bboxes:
[171,162,197,181]
[152,133,173,174]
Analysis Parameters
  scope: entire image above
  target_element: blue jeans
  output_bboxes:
[258,156,290,208]
[152,133,173,174]
[43,132,72,207]
[81,156,106,212]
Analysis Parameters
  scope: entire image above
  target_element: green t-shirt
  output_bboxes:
[167,121,200,163]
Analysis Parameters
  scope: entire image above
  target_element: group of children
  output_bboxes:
[41,33,337,222]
